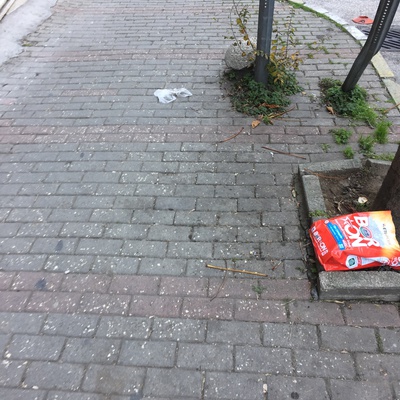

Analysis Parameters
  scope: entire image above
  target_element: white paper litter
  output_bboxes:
[154,88,192,103]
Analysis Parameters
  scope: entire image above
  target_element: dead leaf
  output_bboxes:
[326,106,335,115]
[251,120,261,129]
[260,103,280,109]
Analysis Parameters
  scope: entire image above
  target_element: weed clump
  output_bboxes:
[343,146,355,159]
[330,128,352,145]
[374,120,391,144]
[319,78,377,126]
[225,69,302,124]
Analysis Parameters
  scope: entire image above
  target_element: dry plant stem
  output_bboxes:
[384,102,400,113]
[219,127,244,143]
[210,269,228,301]
[261,146,307,160]
[303,168,343,180]
[269,105,295,119]
[206,264,268,277]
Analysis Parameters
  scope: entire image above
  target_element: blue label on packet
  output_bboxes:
[326,222,345,250]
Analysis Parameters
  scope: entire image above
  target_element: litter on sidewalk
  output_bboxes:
[310,211,400,271]
[352,16,374,24]
[154,88,192,103]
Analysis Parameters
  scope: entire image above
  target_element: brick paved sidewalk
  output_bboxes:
[0,0,400,399]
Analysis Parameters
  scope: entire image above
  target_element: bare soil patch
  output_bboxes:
[318,166,400,242]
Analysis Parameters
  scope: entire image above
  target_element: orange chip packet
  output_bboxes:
[310,211,400,271]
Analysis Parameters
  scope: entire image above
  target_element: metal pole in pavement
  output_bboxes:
[255,0,275,85]
[342,0,400,92]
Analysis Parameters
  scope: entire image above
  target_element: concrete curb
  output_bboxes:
[298,159,400,301]
[294,0,400,108]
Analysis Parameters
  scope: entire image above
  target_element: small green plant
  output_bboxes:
[373,120,391,144]
[222,0,306,123]
[225,69,301,124]
[252,284,265,299]
[370,153,395,161]
[358,135,375,155]
[309,210,329,218]
[321,143,330,152]
[319,78,378,126]
[343,146,355,159]
[330,128,352,145]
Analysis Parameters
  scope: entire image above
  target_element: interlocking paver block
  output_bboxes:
[7,334,65,361]
[204,371,266,400]
[42,314,99,337]
[0,0,399,397]
[82,365,145,395]
[143,368,202,398]
[152,317,207,342]
[266,376,329,400]
[24,361,84,390]
[344,303,400,327]
[62,337,120,363]
[295,349,356,379]
[263,322,319,350]
[119,340,176,367]
[330,379,393,400]
[177,342,233,370]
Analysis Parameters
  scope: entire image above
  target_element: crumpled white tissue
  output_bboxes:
[154,88,192,103]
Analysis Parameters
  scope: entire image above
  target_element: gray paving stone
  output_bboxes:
[177,343,233,370]
[121,241,167,258]
[44,255,94,273]
[379,328,400,353]
[0,388,46,400]
[77,238,123,255]
[0,254,47,271]
[138,258,186,276]
[82,365,145,395]
[152,317,206,342]
[207,320,261,345]
[143,368,202,398]
[263,322,319,350]
[356,353,400,380]
[42,314,99,337]
[47,393,104,400]
[91,256,139,274]
[62,337,120,363]
[7,334,65,361]
[320,325,378,352]
[266,376,329,400]
[24,362,84,390]
[204,372,266,400]
[31,238,78,255]
[330,379,393,400]
[235,346,292,374]
[96,316,151,339]
[119,340,176,367]
[295,350,356,379]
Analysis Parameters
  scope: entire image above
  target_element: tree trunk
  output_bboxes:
[372,145,400,235]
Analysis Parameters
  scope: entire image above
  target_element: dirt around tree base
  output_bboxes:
[319,167,400,242]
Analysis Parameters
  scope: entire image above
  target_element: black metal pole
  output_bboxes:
[255,0,275,85]
[342,0,400,92]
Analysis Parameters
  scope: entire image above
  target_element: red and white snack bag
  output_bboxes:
[309,211,400,271]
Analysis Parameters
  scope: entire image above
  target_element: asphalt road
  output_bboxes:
[304,0,400,83]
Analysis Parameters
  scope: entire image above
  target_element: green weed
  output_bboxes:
[330,128,352,145]
[343,146,355,159]
[319,78,378,126]
[374,120,391,144]
[358,135,375,155]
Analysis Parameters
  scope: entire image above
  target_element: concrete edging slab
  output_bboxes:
[298,159,400,301]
